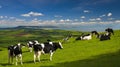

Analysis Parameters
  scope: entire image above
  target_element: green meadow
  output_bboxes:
[0,29,120,67]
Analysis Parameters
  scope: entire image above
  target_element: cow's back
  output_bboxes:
[33,45,42,52]
[14,46,22,56]
[43,44,53,53]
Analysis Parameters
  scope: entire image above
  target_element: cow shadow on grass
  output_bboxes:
[0,49,2,51]
[23,60,34,64]
[0,63,13,66]
[23,59,49,64]
[41,50,120,67]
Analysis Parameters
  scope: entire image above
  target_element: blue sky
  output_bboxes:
[0,0,120,31]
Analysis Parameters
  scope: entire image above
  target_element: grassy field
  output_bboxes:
[0,29,120,67]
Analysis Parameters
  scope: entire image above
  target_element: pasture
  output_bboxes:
[0,29,120,67]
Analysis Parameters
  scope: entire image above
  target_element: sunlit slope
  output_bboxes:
[0,30,120,67]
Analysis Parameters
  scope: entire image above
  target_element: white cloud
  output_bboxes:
[81,16,85,19]
[4,16,8,18]
[31,18,42,22]
[96,18,101,21]
[60,19,65,22]
[21,11,44,17]
[74,19,78,21]
[21,14,30,17]
[0,16,3,19]
[89,18,101,21]
[83,10,90,13]
[54,15,62,18]
[0,16,9,19]
[65,19,71,22]
[15,19,25,22]
[115,20,120,23]
[107,13,112,17]
[9,17,15,19]
[100,14,106,17]
[59,19,72,22]
[89,18,96,21]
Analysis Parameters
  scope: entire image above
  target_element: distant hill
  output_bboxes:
[0,26,59,30]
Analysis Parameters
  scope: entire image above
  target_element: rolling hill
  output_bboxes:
[0,29,120,67]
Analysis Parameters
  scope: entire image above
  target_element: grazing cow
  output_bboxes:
[27,41,34,52]
[8,43,24,65]
[63,34,72,42]
[32,40,63,62]
[99,32,111,41]
[105,28,114,35]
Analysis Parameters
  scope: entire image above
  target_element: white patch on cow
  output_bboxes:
[18,43,21,46]
[105,32,109,36]
[59,42,63,49]
[29,41,33,44]
[82,34,92,40]
[49,42,53,45]
[40,43,44,48]
[14,46,17,49]
[34,40,39,45]
[40,43,45,54]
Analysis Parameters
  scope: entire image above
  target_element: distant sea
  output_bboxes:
[55,23,120,32]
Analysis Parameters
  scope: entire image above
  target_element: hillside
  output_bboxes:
[0,29,120,67]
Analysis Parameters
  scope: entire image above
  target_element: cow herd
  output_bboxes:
[7,28,114,66]
[76,28,114,41]
[8,40,63,65]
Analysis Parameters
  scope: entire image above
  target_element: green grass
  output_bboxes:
[0,29,120,67]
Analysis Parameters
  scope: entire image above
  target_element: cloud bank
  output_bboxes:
[21,11,44,17]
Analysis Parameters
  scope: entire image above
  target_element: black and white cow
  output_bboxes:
[32,40,43,63]
[99,32,111,41]
[82,34,92,40]
[8,43,24,65]
[27,41,34,52]
[43,42,63,61]
[105,28,114,35]
[76,33,92,40]
[32,40,63,63]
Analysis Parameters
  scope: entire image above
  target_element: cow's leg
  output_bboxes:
[29,47,32,52]
[37,51,41,62]
[15,56,18,66]
[8,50,10,64]
[50,51,54,61]
[34,52,37,63]
[11,56,14,64]
[19,54,23,65]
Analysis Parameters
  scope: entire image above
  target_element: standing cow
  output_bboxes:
[8,43,25,65]
[32,40,63,63]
